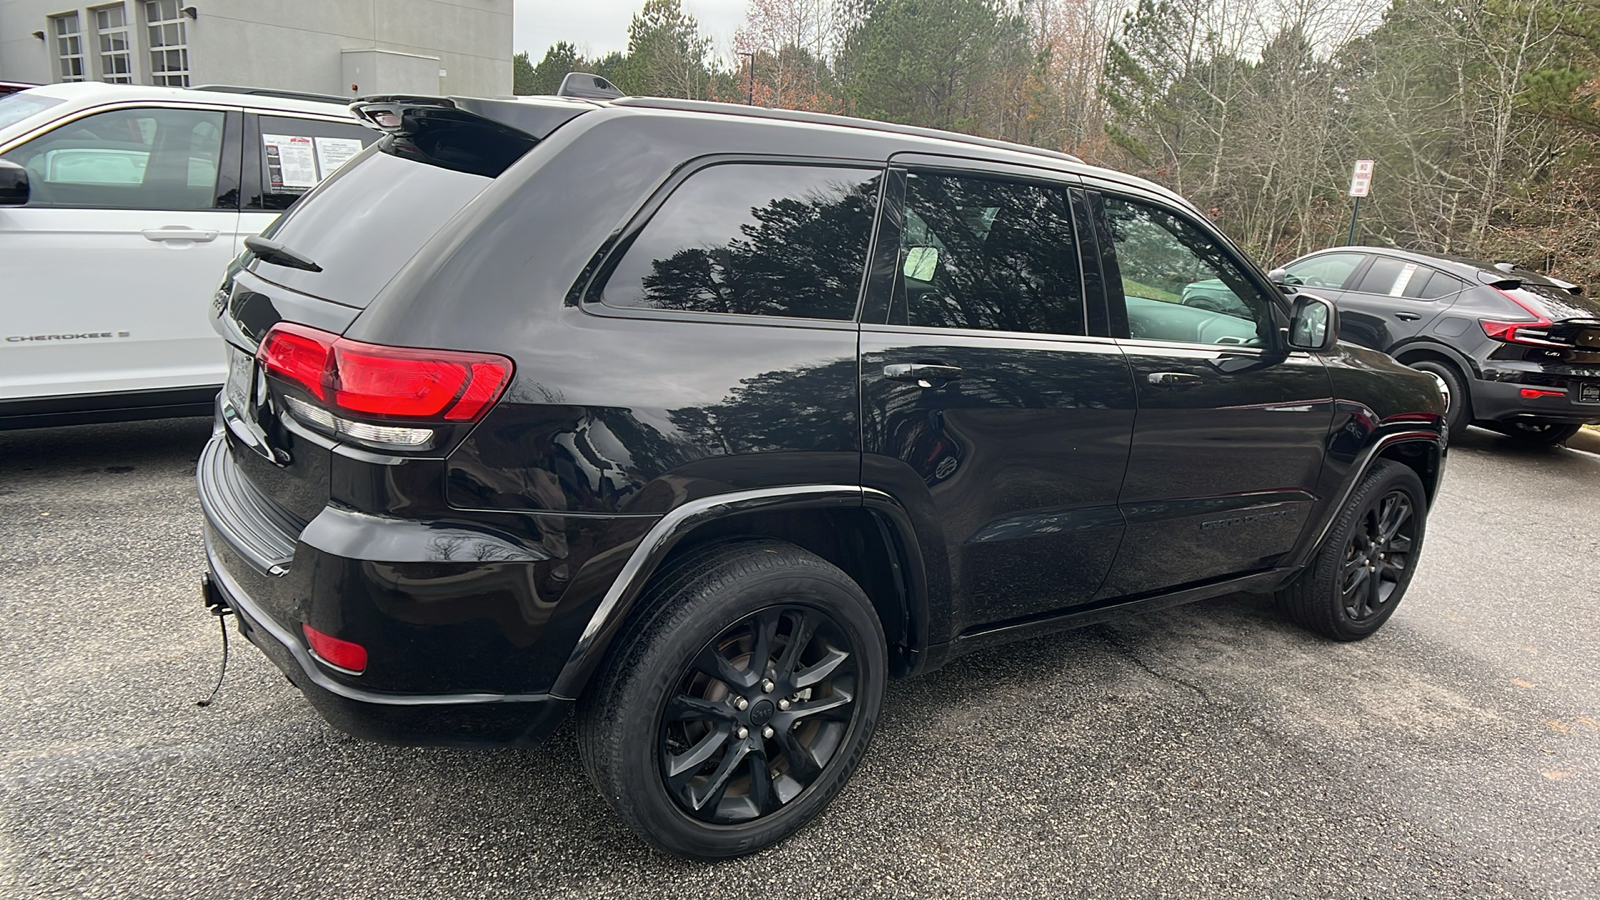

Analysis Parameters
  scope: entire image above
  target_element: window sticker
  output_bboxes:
[1389,262,1419,297]
[262,133,317,190]
[313,136,364,179]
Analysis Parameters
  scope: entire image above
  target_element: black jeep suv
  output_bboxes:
[198,90,1446,859]
[1276,247,1600,444]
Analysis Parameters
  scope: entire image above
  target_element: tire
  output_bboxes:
[576,540,887,859]
[1279,459,1427,641]
[1407,359,1470,441]
[1492,420,1582,446]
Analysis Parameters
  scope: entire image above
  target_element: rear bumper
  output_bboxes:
[197,431,578,748]
[1470,367,1600,425]
[202,562,570,747]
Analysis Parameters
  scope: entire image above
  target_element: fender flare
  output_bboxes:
[1286,428,1445,571]
[548,485,931,699]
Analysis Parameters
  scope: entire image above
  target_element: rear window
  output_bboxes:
[1505,282,1600,322]
[249,146,490,308]
[0,92,62,132]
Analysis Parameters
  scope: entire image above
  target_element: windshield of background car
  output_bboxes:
[250,144,492,307]
[1505,281,1600,322]
[0,92,64,133]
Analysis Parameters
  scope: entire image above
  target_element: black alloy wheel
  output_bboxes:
[1279,459,1427,640]
[661,606,859,824]
[1338,487,1416,624]
[1495,420,1582,446]
[577,540,886,859]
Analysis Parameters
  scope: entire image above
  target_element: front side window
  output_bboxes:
[601,163,880,321]
[52,14,86,83]
[0,106,225,210]
[1284,252,1363,290]
[95,5,134,84]
[890,171,1084,335]
[1101,195,1272,346]
[144,0,190,87]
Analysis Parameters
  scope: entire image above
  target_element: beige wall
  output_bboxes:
[0,0,513,97]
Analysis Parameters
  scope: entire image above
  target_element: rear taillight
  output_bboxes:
[1480,289,1565,348]
[257,322,511,447]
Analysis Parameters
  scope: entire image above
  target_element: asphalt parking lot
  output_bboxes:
[1,419,1596,899]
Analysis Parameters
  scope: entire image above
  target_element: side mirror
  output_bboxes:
[1287,293,1339,351]
[0,159,28,206]
[1266,267,1299,293]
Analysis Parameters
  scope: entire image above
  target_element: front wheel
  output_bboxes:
[1493,420,1582,446]
[1279,459,1427,641]
[577,541,886,859]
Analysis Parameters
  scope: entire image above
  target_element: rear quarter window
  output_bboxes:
[599,163,881,321]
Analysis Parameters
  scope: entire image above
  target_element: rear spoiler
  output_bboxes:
[1480,262,1584,295]
[349,94,591,141]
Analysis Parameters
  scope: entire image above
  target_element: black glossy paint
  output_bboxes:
[199,101,1448,749]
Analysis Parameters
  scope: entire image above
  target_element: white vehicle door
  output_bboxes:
[0,103,243,403]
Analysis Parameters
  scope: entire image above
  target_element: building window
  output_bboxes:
[95,5,134,84]
[144,0,190,87]
[51,13,87,83]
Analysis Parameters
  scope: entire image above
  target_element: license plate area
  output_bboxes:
[1579,382,1600,404]
[224,345,255,414]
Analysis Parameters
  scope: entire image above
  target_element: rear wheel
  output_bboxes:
[1279,459,1427,641]
[577,541,886,859]
[1407,359,1469,441]
[1493,420,1582,446]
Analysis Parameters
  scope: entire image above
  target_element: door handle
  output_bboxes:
[1395,312,1421,321]
[884,363,963,387]
[1147,371,1204,388]
[142,227,220,243]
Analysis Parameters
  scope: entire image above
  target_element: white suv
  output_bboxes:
[0,83,376,429]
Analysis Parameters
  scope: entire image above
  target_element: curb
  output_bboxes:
[1568,426,1600,455]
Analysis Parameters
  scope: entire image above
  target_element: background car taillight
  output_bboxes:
[1480,289,1566,348]
[257,322,511,449]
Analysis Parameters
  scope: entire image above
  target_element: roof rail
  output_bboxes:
[191,84,349,105]
[557,72,624,100]
[608,96,1083,165]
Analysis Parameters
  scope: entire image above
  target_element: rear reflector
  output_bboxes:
[257,323,512,426]
[1520,388,1565,399]
[302,623,368,674]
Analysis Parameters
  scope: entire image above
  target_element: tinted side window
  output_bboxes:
[1,106,225,210]
[1353,256,1416,295]
[890,171,1083,335]
[249,115,380,211]
[1100,195,1271,346]
[1284,252,1363,289]
[1407,270,1464,299]
[602,163,880,321]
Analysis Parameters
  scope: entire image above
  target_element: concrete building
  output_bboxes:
[0,0,512,98]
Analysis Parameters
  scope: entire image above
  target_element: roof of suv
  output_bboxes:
[367,91,1194,216]
[1299,245,1582,293]
[19,81,353,118]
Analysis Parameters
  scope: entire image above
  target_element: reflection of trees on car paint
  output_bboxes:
[614,166,880,320]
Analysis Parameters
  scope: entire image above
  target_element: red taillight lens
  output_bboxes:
[1520,388,1564,399]
[1481,289,1561,347]
[302,623,367,674]
[257,323,334,400]
[256,323,511,424]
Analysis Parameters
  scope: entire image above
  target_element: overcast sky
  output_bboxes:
[514,0,750,60]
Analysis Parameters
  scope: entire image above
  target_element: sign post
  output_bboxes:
[1347,159,1374,245]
